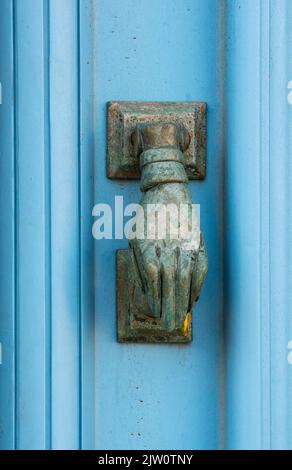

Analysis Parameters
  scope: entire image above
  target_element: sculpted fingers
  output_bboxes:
[160,250,176,331]
[190,238,208,307]
[132,243,161,318]
[176,250,193,325]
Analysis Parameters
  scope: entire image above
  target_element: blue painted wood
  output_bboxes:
[1,0,291,450]
[0,0,15,450]
[269,0,292,450]
[49,0,81,449]
[225,0,262,450]
[14,0,49,448]
[0,0,91,450]
[93,0,225,449]
[225,0,292,450]
[3,0,278,450]
[79,0,95,451]
[0,0,226,450]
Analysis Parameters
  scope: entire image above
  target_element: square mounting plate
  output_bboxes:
[107,101,206,180]
[116,250,192,343]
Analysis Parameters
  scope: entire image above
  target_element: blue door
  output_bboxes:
[0,0,291,450]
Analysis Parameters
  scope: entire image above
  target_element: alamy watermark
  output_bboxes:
[92,196,201,248]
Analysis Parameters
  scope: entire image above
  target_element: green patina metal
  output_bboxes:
[108,103,208,343]
[107,101,206,180]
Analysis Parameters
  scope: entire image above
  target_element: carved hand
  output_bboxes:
[129,124,208,332]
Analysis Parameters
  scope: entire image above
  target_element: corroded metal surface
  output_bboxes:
[107,101,206,180]
[116,122,208,343]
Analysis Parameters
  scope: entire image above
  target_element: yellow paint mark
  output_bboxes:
[183,312,191,336]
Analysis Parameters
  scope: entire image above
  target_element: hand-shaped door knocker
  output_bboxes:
[108,102,208,342]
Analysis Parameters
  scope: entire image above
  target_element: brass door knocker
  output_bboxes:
[107,102,208,342]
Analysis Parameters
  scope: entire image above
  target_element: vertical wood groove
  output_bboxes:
[43,0,52,449]
[77,0,82,450]
[259,0,271,450]
[79,0,95,450]
[13,0,18,450]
